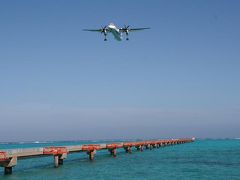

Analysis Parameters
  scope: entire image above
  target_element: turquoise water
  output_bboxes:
[0,139,240,179]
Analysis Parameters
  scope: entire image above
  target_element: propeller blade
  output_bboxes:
[101,26,107,33]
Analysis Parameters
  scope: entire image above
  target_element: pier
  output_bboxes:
[0,138,194,175]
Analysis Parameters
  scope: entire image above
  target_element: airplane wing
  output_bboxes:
[119,27,150,32]
[83,29,102,32]
[129,28,150,31]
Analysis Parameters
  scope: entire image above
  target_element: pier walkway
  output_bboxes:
[0,138,194,175]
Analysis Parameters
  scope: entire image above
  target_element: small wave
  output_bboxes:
[0,141,53,145]
[31,141,52,144]
[0,142,9,145]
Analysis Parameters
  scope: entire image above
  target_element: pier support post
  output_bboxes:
[124,147,132,154]
[54,155,59,168]
[59,153,67,165]
[136,145,143,151]
[109,148,117,157]
[150,145,153,150]
[1,157,17,175]
[54,153,67,167]
[87,150,96,161]
[59,158,63,165]
[4,167,12,175]
[89,151,94,160]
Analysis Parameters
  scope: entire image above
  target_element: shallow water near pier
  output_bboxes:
[0,139,240,180]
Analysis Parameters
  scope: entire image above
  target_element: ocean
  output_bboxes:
[0,139,240,179]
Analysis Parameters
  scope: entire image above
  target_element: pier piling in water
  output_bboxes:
[124,146,132,154]
[4,167,12,175]
[0,138,195,175]
[109,148,117,157]
[107,144,122,157]
[54,156,59,168]
[0,156,17,175]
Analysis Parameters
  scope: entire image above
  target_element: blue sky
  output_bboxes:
[0,0,240,141]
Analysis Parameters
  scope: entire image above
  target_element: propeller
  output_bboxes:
[122,25,130,33]
[122,25,130,40]
[101,26,108,41]
[101,26,107,34]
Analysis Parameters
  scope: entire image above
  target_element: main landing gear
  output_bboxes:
[126,32,129,41]
[104,33,107,41]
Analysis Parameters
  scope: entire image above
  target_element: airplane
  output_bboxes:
[83,23,150,41]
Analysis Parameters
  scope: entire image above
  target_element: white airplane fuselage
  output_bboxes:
[108,23,122,41]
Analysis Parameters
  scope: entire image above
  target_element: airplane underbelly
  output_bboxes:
[111,30,122,41]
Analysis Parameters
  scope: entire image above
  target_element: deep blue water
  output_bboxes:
[0,139,240,179]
